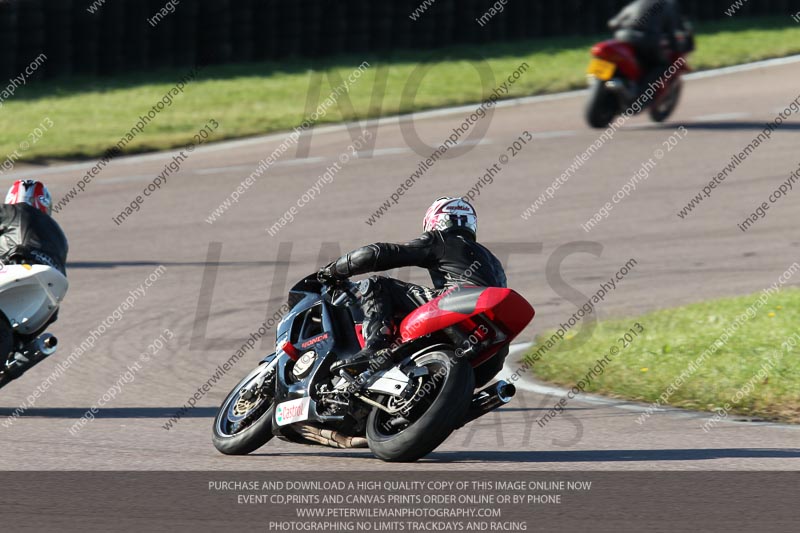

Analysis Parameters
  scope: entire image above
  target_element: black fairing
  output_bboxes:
[270,280,363,438]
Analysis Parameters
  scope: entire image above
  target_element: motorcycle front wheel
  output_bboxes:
[212,362,276,455]
[366,351,474,462]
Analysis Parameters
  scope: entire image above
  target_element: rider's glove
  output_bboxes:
[317,262,341,284]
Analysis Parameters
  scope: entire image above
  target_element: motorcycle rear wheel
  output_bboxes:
[366,351,474,462]
[0,316,14,391]
[650,80,682,123]
[212,363,275,455]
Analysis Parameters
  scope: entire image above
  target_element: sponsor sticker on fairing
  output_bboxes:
[301,332,329,348]
[275,397,311,426]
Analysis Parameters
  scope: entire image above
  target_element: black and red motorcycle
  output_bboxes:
[585,31,693,128]
[212,274,534,462]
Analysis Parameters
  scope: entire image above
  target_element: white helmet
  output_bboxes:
[5,179,52,216]
[423,197,477,237]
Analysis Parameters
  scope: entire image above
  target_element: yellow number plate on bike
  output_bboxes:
[587,58,616,80]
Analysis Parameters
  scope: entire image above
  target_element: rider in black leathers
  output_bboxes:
[0,179,67,372]
[318,197,506,373]
[0,180,68,275]
[609,0,691,78]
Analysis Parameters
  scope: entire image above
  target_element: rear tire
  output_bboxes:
[650,80,682,123]
[585,80,618,128]
[212,364,275,455]
[366,351,474,462]
[0,315,13,361]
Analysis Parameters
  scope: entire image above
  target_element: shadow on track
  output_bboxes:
[233,448,800,463]
[427,448,800,463]
[0,407,217,419]
[640,121,800,132]
[250,451,375,459]
[66,261,285,269]
[488,407,594,413]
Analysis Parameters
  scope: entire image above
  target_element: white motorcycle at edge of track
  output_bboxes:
[0,263,68,390]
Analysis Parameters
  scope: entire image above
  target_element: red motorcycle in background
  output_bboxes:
[585,30,694,128]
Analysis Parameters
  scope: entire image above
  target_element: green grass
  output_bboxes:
[2,16,800,161]
[525,288,800,423]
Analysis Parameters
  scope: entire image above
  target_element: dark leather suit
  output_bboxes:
[327,228,507,350]
[609,0,685,69]
[0,204,68,274]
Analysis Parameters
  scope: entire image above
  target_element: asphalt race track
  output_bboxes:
[2,57,799,471]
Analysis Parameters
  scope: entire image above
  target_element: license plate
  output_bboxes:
[275,397,310,426]
[587,58,616,81]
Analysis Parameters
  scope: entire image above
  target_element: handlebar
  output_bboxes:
[328,280,359,307]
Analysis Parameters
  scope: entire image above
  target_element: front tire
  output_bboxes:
[212,363,276,455]
[366,351,475,462]
[585,79,618,128]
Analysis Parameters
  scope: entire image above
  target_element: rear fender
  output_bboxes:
[396,342,453,367]
[592,40,642,81]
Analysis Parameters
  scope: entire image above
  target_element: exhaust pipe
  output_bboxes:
[296,424,369,449]
[461,380,516,426]
[37,334,58,356]
[3,334,58,380]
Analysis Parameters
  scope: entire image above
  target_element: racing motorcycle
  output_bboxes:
[0,263,67,390]
[212,274,535,462]
[585,29,693,128]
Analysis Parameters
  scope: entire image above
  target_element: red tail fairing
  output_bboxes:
[592,39,643,81]
[667,51,692,73]
[399,286,534,344]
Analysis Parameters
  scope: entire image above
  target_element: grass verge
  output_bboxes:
[524,288,800,423]
[1,16,799,161]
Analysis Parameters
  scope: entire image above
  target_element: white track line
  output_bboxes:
[685,54,800,80]
[530,130,578,140]
[504,343,800,430]
[194,165,254,175]
[5,53,799,181]
[357,147,413,157]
